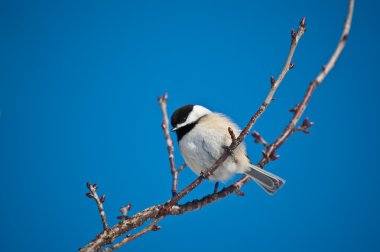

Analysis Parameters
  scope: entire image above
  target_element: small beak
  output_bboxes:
[171,126,179,132]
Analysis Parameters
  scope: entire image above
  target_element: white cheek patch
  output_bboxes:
[175,121,188,129]
[175,105,211,130]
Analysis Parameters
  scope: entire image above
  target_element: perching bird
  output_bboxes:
[171,104,285,195]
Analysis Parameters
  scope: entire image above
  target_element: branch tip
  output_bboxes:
[158,92,168,103]
[300,17,306,28]
[252,131,269,148]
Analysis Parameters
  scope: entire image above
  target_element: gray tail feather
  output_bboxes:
[244,164,285,195]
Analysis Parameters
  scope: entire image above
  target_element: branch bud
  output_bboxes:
[291,29,296,40]
[236,190,245,197]
[120,203,132,218]
[86,193,94,198]
[126,203,132,211]
[301,117,314,128]
[161,122,167,130]
[300,17,306,28]
[289,103,300,113]
[252,131,259,143]
[152,225,161,231]
[270,153,280,160]
[100,195,106,203]
[228,127,236,141]
[270,76,275,87]
[158,92,169,103]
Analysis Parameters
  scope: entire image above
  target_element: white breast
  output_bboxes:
[178,113,250,181]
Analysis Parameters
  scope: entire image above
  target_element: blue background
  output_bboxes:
[1,0,379,251]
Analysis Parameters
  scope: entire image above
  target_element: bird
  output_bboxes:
[170,104,285,195]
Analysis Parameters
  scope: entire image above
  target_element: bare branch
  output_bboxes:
[80,206,162,251]
[80,16,308,251]
[107,217,164,251]
[263,17,306,106]
[79,1,354,249]
[259,0,354,167]
[86,183,109,230]
[167,17,306,207]
[170,0,355,216]
[252,131,269,148]
[158,93,179,196]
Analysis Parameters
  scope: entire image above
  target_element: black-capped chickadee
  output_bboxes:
[171,104,285,195]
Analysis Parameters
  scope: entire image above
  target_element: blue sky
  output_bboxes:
[1,0,380,251]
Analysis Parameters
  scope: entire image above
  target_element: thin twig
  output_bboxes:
[259,0,354,167]
[86,183,109,230]
[107,217,163,251]
[252,131,269,148]
[177,163,187,173]
[158,93,179,196]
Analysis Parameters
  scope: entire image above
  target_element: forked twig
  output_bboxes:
[86,183,108,230]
